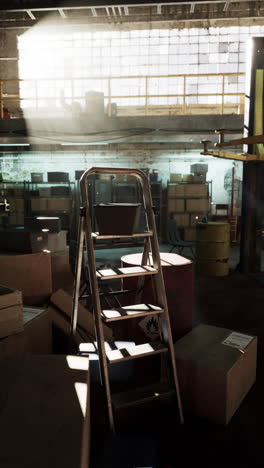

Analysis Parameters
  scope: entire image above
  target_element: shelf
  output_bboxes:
[168,181,211,185]
[112,382,174,409]
[29,182,74,185]
[101,303,164,322]
[168,196,209,200]
[92,231,153,240]
[0,182,25,184]
[0,196,25,199]
[169,211,210,214]
[31,210,70,214]
[96,265,158,280]
[29,196,72,199]
[106,341,168,364]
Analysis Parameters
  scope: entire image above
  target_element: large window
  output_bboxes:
[17,25,263,113]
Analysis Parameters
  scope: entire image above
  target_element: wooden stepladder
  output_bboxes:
[71,167,183,433]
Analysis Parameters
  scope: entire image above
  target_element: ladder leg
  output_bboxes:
[81,204,115,433]
[135,237,151,304]
[148,209,184,423]
[71,212,86,340]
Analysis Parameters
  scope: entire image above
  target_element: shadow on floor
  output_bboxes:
[91,243,264,468]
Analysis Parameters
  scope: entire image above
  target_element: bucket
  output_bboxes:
[196,222,230,276]
[94,203,141,235]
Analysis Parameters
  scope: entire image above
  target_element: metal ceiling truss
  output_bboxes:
[0,0,263,28]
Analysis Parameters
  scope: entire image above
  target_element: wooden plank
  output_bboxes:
[112,382,174,409]
[215,133,264,148]
[0,355,90,468]
[106,341,168,364]
[92,231,153,240]
[201,150,264,161]
[97,265,158,281]
[101,303,163,322]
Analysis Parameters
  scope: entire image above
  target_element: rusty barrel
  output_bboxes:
[196,222,230,276]
[121,252,194,341]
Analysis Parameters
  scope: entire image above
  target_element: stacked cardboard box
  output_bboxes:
[167,181,210,241]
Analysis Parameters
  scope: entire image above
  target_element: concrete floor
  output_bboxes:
[90,243,264,468]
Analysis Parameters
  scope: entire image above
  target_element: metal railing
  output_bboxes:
[0,72,245,118]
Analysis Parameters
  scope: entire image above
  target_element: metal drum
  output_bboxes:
[121,252,194,341]
[196,222,230,276]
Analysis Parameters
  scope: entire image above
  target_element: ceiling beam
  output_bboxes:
[26,10,36,20]
[58,9,67,19]
[1,0,260,14]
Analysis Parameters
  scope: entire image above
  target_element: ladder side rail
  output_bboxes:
[80,169,115,432]
[139,174,184,424]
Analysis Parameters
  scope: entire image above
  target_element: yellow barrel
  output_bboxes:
[196,222,230,277]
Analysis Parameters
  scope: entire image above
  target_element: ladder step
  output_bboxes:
[112,383,175,409]
[101,303,164,322]
[106,341,168,364]
[96,265,158,280]
[92,231,153,240]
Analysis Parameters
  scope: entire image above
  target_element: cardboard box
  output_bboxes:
[0,229,48,253]
[190,213,204,226]
[167,199,185,213]
[14,188,24,197]
[192,174,206,183]
[173,213,190,226]
[51,252,73,292]
[183,227,197,241]
[186,199,209,212]
[47,230,67,252]
[168,184,185,197]
[9,199,24,212]
[182,174,193,183]
[174,324,257,425]
[0,285,23,338]
[190,163,208,175]
[47,171,69,182]
[170,173,182,182]
[9,213,24,225]
[50,288,113,342]
[38,187,51,197]
[47,198,72,211]
[0,354,90,468]
[184,184,208,197]
[0,252,52,306]
[0,306,52,355]
[31,198,48,211]
[31,172,43,182]
[51,186,70,197]
[25,216,61,233]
